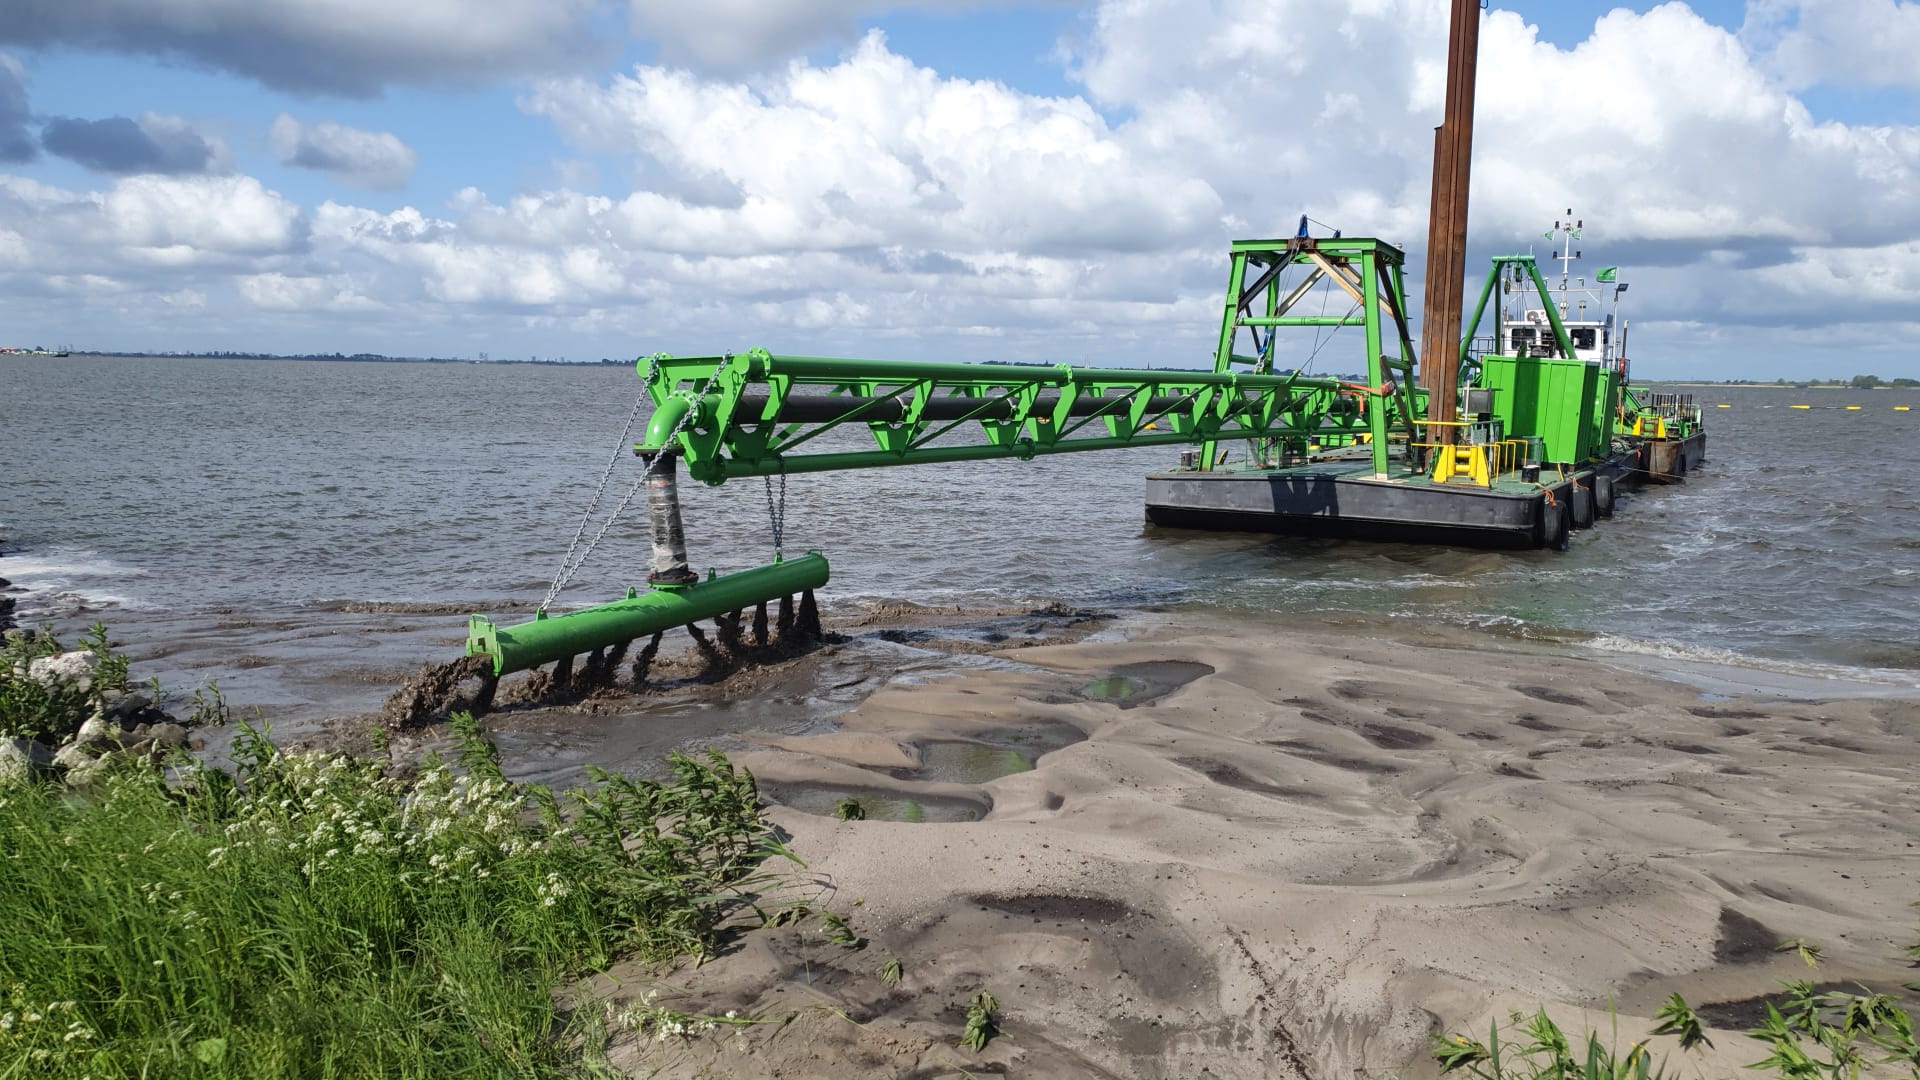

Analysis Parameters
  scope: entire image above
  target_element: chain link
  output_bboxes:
[761,459,787,559]
[538,355,728,612]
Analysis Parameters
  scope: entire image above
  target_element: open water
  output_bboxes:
[4,354,1917,715]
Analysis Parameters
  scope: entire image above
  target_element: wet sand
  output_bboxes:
[573,611,1920,1079]
[95,601,1920,1077]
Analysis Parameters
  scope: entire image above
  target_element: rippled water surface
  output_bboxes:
[4,355,1917,699]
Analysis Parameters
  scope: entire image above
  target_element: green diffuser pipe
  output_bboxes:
[465,551,830,676]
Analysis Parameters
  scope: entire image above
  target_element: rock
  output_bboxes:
[64,755,111,789]
[73,709,118,747]
[51,740,99,771]
[104,693,151,724]
[0,738,51,787]
[144,723,190,750]
[28,650,99,693]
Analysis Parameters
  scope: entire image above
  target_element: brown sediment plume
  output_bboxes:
[381,654,495,729]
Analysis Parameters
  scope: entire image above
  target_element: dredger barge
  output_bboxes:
[1142,217,1705,550]
[452,224,1705,695]
[441,0,1703,705]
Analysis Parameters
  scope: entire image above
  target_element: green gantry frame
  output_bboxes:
[1206,236,1424,477]
[635,236,1427,486]
[1459,255,1577,369]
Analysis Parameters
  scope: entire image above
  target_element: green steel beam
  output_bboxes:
[1237,315,1370,327]
[1362,245,1390,475]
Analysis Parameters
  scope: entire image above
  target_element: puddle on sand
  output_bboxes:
[892,721,1088,784]
[761,783,988,823]
[909,741,1035,784]
[1081,660,1214,708]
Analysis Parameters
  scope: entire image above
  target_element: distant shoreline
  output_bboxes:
[4,352,635,367]
[10,353,1914,385]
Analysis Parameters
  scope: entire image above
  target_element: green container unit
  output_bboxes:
[1591,367,1620,448]
[1475,354,1603,465]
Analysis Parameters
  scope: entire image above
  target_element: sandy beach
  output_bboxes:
[545,611,1920,1079]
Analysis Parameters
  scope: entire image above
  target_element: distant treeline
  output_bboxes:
[1717,375,1920,388]
[68,351,638,366]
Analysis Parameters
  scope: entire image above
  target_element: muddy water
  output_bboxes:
[1081,661,1216,708]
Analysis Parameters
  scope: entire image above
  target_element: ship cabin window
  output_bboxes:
[1509,327,1537,352]
[1571,328,1597,351]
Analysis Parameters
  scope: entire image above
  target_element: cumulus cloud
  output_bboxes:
[269,115,416,190]
[1466,6,1920,250]
[0,0,607,96]
[1746,0,1920,90]
[627,0,1013,69]
[104,174,304,258]
[526,31,1222,258]
[237,271,384,311]
[41,113,230,175]
[2,1,1919,377]
[1,53,37,163]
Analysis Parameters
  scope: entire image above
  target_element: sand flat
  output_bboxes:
[589,614,1920,1079]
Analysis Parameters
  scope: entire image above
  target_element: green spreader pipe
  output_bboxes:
[465,551,830,676]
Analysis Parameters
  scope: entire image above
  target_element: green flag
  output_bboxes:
[1543,230,1553,240]
[1596,266,1618,282]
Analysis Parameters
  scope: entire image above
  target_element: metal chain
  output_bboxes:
[538,355,728,612]
[538,357,661,611]
[761,459,786,559]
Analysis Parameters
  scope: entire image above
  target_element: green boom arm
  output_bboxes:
[636,349,1367,486]
[636,236,1426,486]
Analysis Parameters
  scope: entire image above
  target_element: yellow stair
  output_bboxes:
[1430,443,1491,487]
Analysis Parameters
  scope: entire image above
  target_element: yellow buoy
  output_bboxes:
[1715,403,1731,408]
[1790,404,1812,409]
[1846,405,1863,411]
[1898,405,1912,412]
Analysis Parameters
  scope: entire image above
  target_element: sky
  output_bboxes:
[2,0,1918,380]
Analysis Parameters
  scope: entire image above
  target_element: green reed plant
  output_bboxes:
[1436,935,1920,1080]
[958,990,1000,1053]
[0,712,797,1077]
[1434,1008,1682,1080]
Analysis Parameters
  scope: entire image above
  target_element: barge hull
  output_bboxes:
[1640,432,1707,484]
[1146,468,1553,549]
[1144,449,1656,550]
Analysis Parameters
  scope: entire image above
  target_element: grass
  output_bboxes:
[0,708,799,1077]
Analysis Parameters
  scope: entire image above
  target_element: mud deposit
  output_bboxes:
[382,654,494,728]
